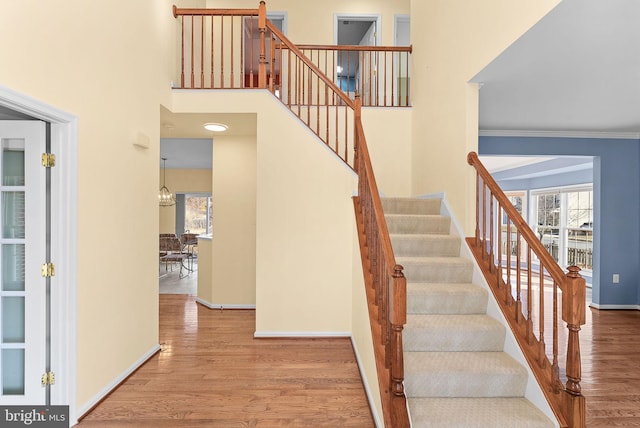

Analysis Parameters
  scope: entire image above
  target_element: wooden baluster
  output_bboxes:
[496,202,504,284]
[506,219,511,294]
[269,31,276,92]
[474,169,480,247]
[258,1,266,88]
[190,15,195,88]
[200,16,204,88]
[481,181,487,260]
[391,51,396,106]
[230,15,235,88]
[287,49,291,107]
[220,17,225,87]
[512,228,519,306]
[404,52,410,107]
[489,194,494,274]
[344,105,348,164]
[248,17,253,87]
[214,15,215,88]
[539,265,546,367]
[307,66,311,125]
[552,278,561,391]
[563,265,586,427]
[526,260,534,345]
[180,15,185,88]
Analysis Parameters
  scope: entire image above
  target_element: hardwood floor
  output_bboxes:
[76,290,640,427]
[582,306,640,427]
[77,295,375,427]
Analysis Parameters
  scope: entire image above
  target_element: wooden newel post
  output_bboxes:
[562,265,586,427]
[258,1,267,88]
[391,265,410,427]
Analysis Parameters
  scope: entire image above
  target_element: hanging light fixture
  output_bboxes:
[159,157,176,207]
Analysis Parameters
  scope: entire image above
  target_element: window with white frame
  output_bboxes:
[500,191,527,259]
[532,186,593,272]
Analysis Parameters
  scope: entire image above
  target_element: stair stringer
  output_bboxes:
[418,192,560,428]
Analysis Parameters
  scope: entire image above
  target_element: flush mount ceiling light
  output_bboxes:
[203,123,228,132]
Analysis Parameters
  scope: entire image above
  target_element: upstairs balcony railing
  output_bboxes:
[172,5,411,107]
[467,152,586,427]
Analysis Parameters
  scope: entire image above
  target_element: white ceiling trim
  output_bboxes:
[479,129,640,140]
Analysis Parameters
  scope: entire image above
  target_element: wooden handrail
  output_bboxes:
[467,152,565,282]
[287,44,413,53]
[354,98,409,427]
[173,5,258,17]
[467,151,586,427]
[265,21,355,109]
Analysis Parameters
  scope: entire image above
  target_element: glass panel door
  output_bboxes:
[0,121,46,405]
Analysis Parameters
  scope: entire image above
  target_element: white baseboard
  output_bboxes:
[75,344,161,422]
[253,331,350,338]
[590,302,640,310]
[195,298,256,310]
[350,337,383,428]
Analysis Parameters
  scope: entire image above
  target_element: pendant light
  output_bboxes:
[159,157,176,207]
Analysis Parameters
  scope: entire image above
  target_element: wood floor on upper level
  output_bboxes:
[76,288,640,427]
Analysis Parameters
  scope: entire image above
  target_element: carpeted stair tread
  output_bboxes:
[404,314,505,352]
[407,282,488,314]
[404,351,528,397]
[398,256,473,283]
[381,197,441,215]
[390,233,460,257]
[407,397,555,427]
[385,214,450,235]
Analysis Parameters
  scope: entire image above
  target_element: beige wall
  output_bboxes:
[210,135,257,305]
[205,0,409,45]
[0,0,176,413]
[159,168,213,233]
[409,0,560,233]
[361,108,412,197]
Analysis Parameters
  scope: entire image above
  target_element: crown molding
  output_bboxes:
[479,129,640,140]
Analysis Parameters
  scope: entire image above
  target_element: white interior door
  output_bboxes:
[0,120,46,405]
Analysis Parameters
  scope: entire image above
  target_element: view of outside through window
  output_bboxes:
[185,195,212,235]
[535,188,593,271]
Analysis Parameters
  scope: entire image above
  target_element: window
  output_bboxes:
[532,187,593,272]
[184,194,212,235]
[500,191,526,259]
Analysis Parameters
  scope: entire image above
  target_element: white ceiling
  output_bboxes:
[159,107,256,169]
[473,0,640,134]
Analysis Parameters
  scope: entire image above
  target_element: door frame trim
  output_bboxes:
[0,86,78,424]
[333,13,382,46]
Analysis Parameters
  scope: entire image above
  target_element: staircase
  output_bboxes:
[382,197,555,428]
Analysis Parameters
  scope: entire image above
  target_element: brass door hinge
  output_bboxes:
[41,371,55,386]
[41,153,56,168]
[41,263,55,277]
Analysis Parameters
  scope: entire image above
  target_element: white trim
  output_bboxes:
[0,86,78,424]
[195,298,255,310]
[266,11,288,35]
[590,303,640,310]
[76,344,161,419]
[349,336,383,428]
[479,129,640,140]
[254,331,350,338]
[334,13,382,46]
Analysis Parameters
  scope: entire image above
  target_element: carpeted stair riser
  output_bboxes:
[385,214,451,235]
[404,314,506,352]
[390,234,460,257]
[398,257,473,283]
[381,198,441,215]
[407,398,556,428]
[406,283,488,314]
[404,352,528,398]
